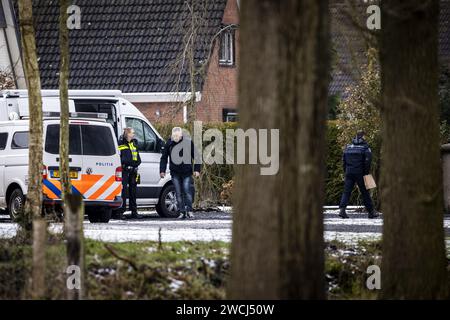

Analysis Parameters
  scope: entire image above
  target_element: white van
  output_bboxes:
[0,90,179,218]
[0,116,122,223]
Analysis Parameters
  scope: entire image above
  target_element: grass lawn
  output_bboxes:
[0,237,387,300]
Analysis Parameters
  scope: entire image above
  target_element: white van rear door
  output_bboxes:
[43,123,83,199]
[78,123,121,202]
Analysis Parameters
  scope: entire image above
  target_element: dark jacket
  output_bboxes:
[159,137,201,176]
[118,138,141,171]
[343,137,372,175]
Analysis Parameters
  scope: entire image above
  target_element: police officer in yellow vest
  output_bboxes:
[118,128,141,219]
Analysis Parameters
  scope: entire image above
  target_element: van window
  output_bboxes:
[125,117,157,152]
[45,125,82,155]
[0,132,8,150]
[11,131,28,149]
[45,124,115,156]
[74,100,118,133]
[81,125,116,156]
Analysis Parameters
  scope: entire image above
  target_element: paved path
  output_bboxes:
[0,208,449,245]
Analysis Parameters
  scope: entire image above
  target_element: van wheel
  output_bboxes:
[156,184,179,218]
[86,208,99,223]
[99,208,112,223]
[8,188,25,221]
[87,208,112,223]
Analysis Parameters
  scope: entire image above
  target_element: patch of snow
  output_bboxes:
[324,231,381,244]
[83,227,231,243]
[324,218,383,226]
[168,278,184,292]
[220,206,233,213]
[0,223,18,239]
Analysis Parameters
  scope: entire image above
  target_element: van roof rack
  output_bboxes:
[20,111,108,120]
[2,89,123,98]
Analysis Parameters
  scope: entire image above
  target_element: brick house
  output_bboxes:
[28,0,239,124]
[0,0,449,123]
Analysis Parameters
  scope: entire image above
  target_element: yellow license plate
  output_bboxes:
[52,170,78,179]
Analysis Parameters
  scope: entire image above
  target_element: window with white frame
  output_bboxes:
[219,29,235,66]
[223,108,238,122]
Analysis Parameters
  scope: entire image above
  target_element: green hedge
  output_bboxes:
[154,122,379,206]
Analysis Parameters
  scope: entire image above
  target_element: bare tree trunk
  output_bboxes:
[59,0,71,201]
[18,0,43,228]
[187,3,196,125]
[65,194,85,300]
[19,0,46,299]
[277,0,329,299]
[228,0,329,299]
[380,0,448,299]
[58,0,85,300]
[31,219,46,299]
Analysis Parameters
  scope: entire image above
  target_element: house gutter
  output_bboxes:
[123,91,202,104]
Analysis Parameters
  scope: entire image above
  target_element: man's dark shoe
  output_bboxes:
[177,212,187,219]
[368,210,380,219]
[339,208,349,219]
[130,212,142,219]
[112,209,124,220]
[186,211,195,219]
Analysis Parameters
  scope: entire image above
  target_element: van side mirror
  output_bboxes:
[157,138,165,153]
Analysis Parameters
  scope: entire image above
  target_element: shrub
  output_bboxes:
[155,121,380,207]
[335,48,381,207]
[154,122,236,206]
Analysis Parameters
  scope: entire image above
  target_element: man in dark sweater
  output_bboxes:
[160,127,201,219]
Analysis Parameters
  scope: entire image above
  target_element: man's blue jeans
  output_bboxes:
[172,174,194,213]
[339,173,374,212]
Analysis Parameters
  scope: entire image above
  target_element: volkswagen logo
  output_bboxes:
[86,167,93,175]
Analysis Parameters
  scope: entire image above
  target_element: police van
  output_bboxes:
[0,114,123,223]
[0,90,178,219]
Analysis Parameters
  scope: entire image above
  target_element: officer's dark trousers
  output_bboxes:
[121,170,137,213]
[339,173,374,212]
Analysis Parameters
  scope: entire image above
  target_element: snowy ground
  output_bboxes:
[0,207,449,245]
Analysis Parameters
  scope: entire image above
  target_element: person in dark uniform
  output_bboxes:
[159,127,201,219]
[339,130,379,219]
[118,128,141,219]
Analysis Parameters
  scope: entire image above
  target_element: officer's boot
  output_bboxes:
[339,207,349,219]
[368,209,380,219]
[130,210,142,219]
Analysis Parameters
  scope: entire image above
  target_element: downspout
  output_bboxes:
[7,0,22,87]
[3,28,18,88]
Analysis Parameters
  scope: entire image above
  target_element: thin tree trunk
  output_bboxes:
[228,0,329,299]
[59,0,71,201]
[187,0,198,125]
[19,0,46,299]
[65,194,85,300]
[58,0,85,300]
[18,0,43,228]
[31,219,46,299]
[380,0,448,299]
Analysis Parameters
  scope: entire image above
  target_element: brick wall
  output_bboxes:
[135,102,185,124]
[135,0,239,124]
[196,0,239,122]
